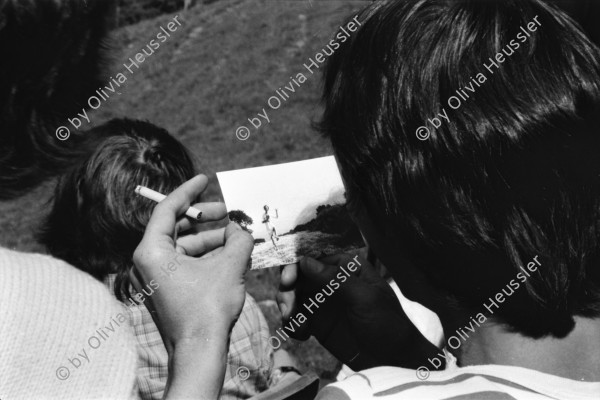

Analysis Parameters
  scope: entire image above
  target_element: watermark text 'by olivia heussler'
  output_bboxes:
[55,253,183,380]
[55,15,184,141]
[268,254,362,350]
[223,254,362,389]
[415,15,542,141]
[415,255,542,381]
[234,15,361,141]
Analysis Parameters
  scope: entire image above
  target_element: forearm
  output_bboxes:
[163,336,229,400]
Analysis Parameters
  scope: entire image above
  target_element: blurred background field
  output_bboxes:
[0,0,370,386]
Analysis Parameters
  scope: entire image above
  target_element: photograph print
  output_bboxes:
[217,156,364,269]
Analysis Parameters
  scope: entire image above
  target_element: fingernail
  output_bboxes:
[231,222,242,230]
[279,303,287,316]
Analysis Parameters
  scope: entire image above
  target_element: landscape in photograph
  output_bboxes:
[218,156,364,269]
[228,203,363,269]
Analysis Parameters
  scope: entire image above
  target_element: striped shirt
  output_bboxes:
[318,365,600,400]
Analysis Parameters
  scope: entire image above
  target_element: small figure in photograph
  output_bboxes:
[262,205,280,248]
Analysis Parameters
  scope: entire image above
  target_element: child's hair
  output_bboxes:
[39,118,196,301]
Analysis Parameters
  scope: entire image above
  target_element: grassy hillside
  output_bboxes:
[0,0,367,385]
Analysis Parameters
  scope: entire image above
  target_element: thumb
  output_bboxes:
[298,257,339,287]
[317,253,352,266]
[221,222,254,264]
[302,255,372,301]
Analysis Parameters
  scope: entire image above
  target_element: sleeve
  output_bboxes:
[0,249,137,399]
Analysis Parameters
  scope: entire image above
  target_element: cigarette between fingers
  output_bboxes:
[135,185,203,221]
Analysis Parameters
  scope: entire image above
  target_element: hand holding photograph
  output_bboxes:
[217,156,363,269]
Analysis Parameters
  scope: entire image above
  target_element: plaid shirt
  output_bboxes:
[106,275,273,400]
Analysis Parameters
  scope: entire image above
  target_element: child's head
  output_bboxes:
[40,118,195,300]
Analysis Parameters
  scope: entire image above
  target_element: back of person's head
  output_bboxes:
[550,0,600,45]
[0,0,112,199]
[320,0,600,338]
[39,118,195,301]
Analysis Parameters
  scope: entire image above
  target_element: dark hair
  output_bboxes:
[0,0,112,199]
[320,0,600,338]
[550,0,600,45]
[39,119,196,301]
